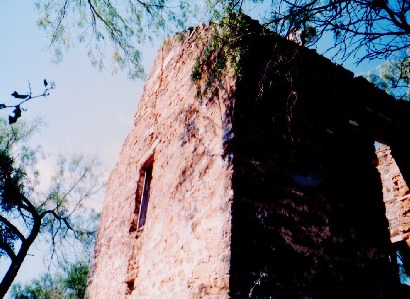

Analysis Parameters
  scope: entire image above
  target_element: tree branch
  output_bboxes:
[0,241,16,261]
[0,216,25,241]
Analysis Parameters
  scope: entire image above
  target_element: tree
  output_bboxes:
[0,118,102,297]
[10,260,91,299]
[10,273,65,299]
[35,0,195,79]
[35,1,409,77]
[63,262,90,299]
[248,0,410,61]
[369,48,410,100]
[246,0,409,99]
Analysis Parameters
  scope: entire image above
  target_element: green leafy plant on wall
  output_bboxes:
[191,13,265,99]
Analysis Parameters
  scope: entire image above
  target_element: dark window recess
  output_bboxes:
[137,164,152,229]
[392,241,410,286]
[126,158,153,293]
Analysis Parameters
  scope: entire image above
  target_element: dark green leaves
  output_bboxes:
[0,150,24,212]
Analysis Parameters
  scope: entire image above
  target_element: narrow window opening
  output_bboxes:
[126,156,154,293]
[137,163,152,229]
[392,241,410,286]
[129,156,154,233]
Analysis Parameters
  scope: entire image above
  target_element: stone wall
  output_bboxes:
[86,15,410,299]
[86,25,236,299]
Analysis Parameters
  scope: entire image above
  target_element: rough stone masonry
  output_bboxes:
[86,15,410,299]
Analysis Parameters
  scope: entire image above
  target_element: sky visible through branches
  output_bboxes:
[0,2,157,292]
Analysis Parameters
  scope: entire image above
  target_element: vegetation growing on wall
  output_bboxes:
[191,13,263,99]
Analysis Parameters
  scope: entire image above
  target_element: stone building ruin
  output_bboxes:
[86,16,410,298]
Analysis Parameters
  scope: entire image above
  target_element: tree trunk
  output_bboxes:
[0,218,41,298]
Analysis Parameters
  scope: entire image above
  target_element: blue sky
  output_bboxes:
[0,2,162,193]
[0,0,385,294]
[0,2,158,171]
